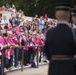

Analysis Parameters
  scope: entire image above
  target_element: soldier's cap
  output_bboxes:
[71,5,76,16]
[55,2,73,11]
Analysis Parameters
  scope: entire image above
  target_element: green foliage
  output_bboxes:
[0,0,76,18]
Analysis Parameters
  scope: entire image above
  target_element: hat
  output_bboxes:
[33,31,37,35]
[21,32,24,35]
[55,3,73,11]
[12,4,15,8]
[7,31,12,34]
[71,5,76,16]
[19,25,23,27]
[0,44,3,50]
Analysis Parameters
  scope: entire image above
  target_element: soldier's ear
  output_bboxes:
[68,23,72,28]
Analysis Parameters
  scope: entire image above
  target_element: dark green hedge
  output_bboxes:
[0,0,76,18]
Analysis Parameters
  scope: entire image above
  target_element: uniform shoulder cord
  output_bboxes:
[72,28,76,44]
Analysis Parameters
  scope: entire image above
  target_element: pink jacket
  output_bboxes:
[12,36,19,45]
[24,41,29,51]
[0,36,10,58]
[0,36,5,54]
[6,37,14,56]
[16,27,21,37]
[21,35,29,51]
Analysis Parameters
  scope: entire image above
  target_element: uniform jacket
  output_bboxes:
[44,23,76,75]
[44,23,76,60]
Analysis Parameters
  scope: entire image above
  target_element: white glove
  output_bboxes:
[0,44,3,50]
[0,52,2,56]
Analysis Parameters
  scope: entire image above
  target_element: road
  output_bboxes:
[7,65,48,75]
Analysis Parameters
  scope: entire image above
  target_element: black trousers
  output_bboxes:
[0,56,5,74]
[0,56,2,74]
[28,47,33,63]
[23,50,29,65]
[5,56,13,69]
[48,60,76,75]
[18,48,22,61]
[74,59,76,75]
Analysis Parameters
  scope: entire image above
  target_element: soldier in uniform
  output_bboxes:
[71,5,76,75]
[44,3,76,75]
[71,5,76,28]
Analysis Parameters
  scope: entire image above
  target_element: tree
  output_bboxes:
[0,0,76,18]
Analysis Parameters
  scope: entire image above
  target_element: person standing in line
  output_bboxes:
[44,3,76,75]
[0,31,7,75]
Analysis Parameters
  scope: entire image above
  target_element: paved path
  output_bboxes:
[7,65,48,75]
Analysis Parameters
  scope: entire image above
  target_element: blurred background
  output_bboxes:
[0,0,76,18]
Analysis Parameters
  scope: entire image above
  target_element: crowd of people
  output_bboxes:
[0,4,16,13]
[0,4,58,71]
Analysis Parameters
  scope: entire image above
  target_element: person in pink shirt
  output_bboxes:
[23,31,30,66]
[0,36,5,55]
[0,31,11,75]
[20,30,31,66]
[8,23,13,31]
[16,26,21,38]
[5,31,18,69]
[0,32,9,58]
[32,32,38,49]
[27,33,37,67]
[38,30,45,40]
[43,14,48,20]
[18,28,24,64]
[37,31,46,62]
[12,33,19,67]
[2,33,10,69]
[36,34,45,63]
[12,26,20,39]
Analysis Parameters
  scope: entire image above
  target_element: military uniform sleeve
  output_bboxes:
[75,29,76,53]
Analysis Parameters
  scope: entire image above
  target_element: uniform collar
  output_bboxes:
[73,24,76,29]
[58,21,69,25]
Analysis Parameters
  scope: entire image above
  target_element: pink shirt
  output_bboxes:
[36,38,44,51]
[0,36,10,58]
[12,36,19,45]
[6,37,14,55]
[8,24,13,30]
[0,36,5,54]
[38,34,45,40]
[0,36,5,45]
[24,42,29,51]
[21,35,29,50]
[16,27,21,37]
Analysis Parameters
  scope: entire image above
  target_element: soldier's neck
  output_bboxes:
[58,21,69,25]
